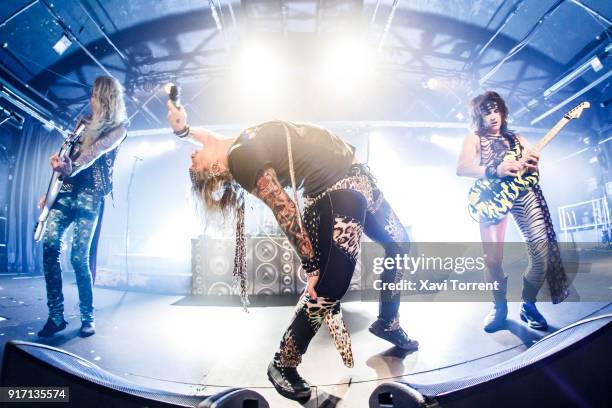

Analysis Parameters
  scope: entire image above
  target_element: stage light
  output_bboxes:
[42,120,55,132]
[426,77,441,91]
[319,39,374,91]
[590,56,603,72]
[52,35,72,55]
[542,43,611,99]
[235,44,285,95]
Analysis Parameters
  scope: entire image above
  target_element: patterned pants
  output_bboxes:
[510,185,569,303]
[273,165,409,368]
[42,190,102,324]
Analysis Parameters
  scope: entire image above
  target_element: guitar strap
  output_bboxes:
[281,122,305,232]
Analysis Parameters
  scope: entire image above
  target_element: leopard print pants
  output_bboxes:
[273,164,411,367]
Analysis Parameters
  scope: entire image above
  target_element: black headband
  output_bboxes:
[480,100,499,114]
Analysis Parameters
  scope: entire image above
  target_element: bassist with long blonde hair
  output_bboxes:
[37,76,128,338]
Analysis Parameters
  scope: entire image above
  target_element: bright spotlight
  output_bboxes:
[235,44,285,94]
[319,39,374,91]
[426,77,441,90]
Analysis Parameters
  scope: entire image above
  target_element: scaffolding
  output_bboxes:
[558,197,612,243]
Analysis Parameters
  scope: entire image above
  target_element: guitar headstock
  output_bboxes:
[564,101,590,120]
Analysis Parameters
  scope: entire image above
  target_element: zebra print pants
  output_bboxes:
[509,184,569,303]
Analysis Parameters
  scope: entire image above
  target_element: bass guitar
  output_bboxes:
[468,101,590,224]
[34,122,86,241]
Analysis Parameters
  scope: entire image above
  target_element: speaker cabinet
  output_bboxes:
[192,236,366,297]
[251,238,282,295]
[191,237,253,296]
[279,239,298,295]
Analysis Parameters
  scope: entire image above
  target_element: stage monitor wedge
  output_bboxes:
[370,313,612,408]
[1,341,269,408]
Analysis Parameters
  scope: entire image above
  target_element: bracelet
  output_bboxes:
[485,165,498,179]
[174,125,190,138]
[302,257,319,274]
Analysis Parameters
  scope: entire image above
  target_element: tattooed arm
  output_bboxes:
[51,126,126,178]
[70,126,126,176]
[252,166,317,269]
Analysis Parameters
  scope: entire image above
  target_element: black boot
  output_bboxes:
[267,361,311,400]
[369,317,419,351]
[483,277,508,333]
[483,301,508,332]
[79,321,96,337]
[520,277,548,330]
[37,318,68,338]
[520,302,548,330]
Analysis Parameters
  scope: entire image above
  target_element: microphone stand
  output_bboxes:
[125,156,142,289]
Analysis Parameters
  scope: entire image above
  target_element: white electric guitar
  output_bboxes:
[34,123,86,241]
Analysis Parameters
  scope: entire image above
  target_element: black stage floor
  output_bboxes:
[0,274,610,407]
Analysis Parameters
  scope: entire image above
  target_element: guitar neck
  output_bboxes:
[532,116,571,153]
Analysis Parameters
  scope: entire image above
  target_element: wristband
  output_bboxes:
[485,164,498,179]
[174,125,190,138]
[302,257,319,275]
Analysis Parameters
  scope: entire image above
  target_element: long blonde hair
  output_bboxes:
[189,167,248,307]
[80,76,127,148]
[189,167,243,218]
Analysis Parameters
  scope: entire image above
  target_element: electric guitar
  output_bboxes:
[468,101,590,224]
[34,122,87,241]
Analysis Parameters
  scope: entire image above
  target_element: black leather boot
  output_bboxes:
[267,361,311,400]
[520,277,548,330]
[483,277,508,333]
[520,302,548,330]
[369,318,419,351]
[79,321,96,337]
[483,301,508,332]
[37,318,68,338]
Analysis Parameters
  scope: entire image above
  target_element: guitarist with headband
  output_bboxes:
[37,76,128,338]
[457,91,569,333]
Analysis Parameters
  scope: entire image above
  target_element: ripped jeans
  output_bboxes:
[273,164,410,368]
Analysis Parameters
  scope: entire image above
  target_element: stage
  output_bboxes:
[0,274,610,407]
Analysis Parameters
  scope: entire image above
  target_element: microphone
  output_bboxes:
[133,155,143,162]
[164,83,181,108]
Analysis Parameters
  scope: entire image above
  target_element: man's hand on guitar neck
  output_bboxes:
[50,154,73,177]
[497,149,539,177]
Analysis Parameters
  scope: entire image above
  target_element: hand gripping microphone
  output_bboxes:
[164,83,181,108]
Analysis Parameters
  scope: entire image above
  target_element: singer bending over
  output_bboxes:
[166,101,417,401]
